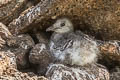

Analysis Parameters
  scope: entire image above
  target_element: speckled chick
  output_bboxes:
[46,18,99,66]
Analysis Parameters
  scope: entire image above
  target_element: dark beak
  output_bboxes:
[46,26,54,32]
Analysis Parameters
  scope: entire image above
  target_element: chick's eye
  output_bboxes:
[60,22,65,27]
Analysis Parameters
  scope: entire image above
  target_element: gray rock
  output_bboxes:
[46,64,109,80]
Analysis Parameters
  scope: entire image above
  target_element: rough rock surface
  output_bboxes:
[8,0,120,40]
[0,0,12,7]
[0,51,16,75]
[0,0,27,25]
[0,51,48,80]
[8,0,57,34]
[46,64,109,80]
[110,66,120,80]
[98,40,120,61]
[29,43,53,75]
[0,22,12,48]
[1,0,120,79]
[6,34,35,69]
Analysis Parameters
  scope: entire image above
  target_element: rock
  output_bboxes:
[0,51,16,75]
[98,40,120,61]
[29,43,53,75]
[0,0,27,25]
[0,0,11,7]
[0,74,48,80]
[8,0,120,40]
[0,51,48,80]
[0,22,12,38]
[29,43,51,64]
[6,34,35,69]
[110,66,120,80]
[0,22,12,48]
[46,64,109,80]
[8,0,58,34]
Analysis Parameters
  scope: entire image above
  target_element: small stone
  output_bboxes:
[29,43,53,75]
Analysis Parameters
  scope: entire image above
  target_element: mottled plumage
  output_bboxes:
[46,18,99,66]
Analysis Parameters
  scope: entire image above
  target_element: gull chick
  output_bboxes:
[46,18,99,66]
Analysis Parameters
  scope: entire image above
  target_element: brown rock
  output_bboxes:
[0,74,48,80]
[110,66,120,80]
[29,43,53,75]
[0,22,12,48]
[6,34,35,69]
[8,0,57,34]
[8,0,120,40]
[0,51,16,76]
[97,40,120,63]
[0,0,28,25]
[0,0,12,7]
[0,51,48,80]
